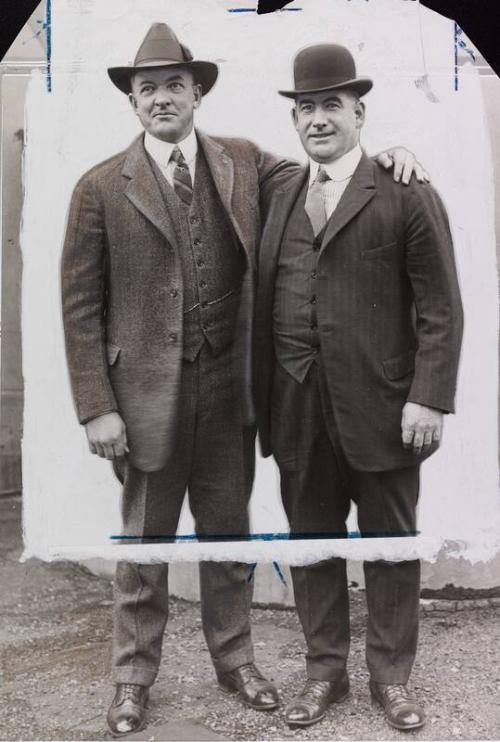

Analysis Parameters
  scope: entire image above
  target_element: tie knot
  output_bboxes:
[315,167,330,184]
[170,146,186,166]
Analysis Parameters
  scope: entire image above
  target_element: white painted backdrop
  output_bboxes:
[21,0,499,564]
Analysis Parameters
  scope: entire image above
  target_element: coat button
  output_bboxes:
[170,288,178,298]
[310,295,317,305]
[199,280,207,289]
[193,238,201,246]
[168,332,177,342]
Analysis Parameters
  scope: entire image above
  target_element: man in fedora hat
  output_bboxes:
[255,43,463,729]
[61,22,430,736]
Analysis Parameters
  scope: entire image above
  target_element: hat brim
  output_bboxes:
[108,60,219,95]
[278,77,373,99]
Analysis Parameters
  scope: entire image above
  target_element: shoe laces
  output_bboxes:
[118,683,143,703]
[238,663,264,683]
[302,678,332,702]
[382,683,412,706]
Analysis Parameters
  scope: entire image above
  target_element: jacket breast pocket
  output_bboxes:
[361,241,397,261]
[106,343,121,366]
[382,349,415,380]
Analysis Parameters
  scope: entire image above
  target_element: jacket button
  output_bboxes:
[197,258,204,267]
[199,280,207,289]
[193,238,201,246]
[310,295,317,305]
[170,288,178,298]
[169,332,177,342]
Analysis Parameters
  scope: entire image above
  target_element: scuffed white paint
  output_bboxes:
[21,0,499,564]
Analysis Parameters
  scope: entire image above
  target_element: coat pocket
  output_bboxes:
[106,342,121,366]
[382,349,415,380]
[361,241,397,260]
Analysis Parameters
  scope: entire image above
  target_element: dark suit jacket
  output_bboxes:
[255,153,464,471]
[61,130,294,472]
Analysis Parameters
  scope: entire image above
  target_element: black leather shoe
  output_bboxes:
[107,683,149,737]
[285,674,350,727]
[217,663,279,710]
[370,681,425,730]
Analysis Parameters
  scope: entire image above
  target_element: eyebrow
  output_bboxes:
[137,74,186,86]
[299,95,342,106]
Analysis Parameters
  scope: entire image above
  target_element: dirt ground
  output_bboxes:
[1,496,500,741]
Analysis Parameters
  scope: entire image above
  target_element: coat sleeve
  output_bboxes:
[255,147,302,207]
[404,182,464,413]
[61,173,119,424]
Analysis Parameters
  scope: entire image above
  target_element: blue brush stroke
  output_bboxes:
[46,0,52,92]
[228,7,302,11]
[110,529,419,542]
[273,561,287,585]
[454,21,459,91]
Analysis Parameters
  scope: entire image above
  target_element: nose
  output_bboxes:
[154,86,172,107]
[312,114,327,130]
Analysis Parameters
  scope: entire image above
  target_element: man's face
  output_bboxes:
[293,89,365,163]
[129,67,202,143]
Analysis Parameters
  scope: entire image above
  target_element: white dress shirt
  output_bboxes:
[144,127,198,186]
[309,144,363,219]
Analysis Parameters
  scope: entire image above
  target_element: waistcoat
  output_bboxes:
[152,150,246,361]
[273,180,325,383]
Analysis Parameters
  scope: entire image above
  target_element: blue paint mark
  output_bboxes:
[227,6,302,11]
[454,22,459,91]
[247,562,257,582]
[110,529,419,542]
[46,0,52,92]
[273,561,287,585]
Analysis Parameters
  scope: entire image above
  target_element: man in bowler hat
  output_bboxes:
[61,22,429,736]
[255,43,463,729]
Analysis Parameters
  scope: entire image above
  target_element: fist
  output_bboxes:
[85,412,128,460]
[401,402,443,455]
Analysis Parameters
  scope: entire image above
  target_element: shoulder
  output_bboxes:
[204,133,261,157]
[72,144,131,193]
[372,160,446,210]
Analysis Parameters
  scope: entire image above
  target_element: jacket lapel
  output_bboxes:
[319,152,377,256]
[122,134,180,251]
[196,131,249,253]
[256,167,308,322]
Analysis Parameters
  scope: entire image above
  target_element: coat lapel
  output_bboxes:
[121,134,180,251]
[256,167,308,322]
[196,131,249,253]
[319,152,377,256]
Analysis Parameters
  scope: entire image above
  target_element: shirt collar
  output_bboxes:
[308,144,363,186]
[144,127,198,168]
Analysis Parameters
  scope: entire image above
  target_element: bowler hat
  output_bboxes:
[108,23,219,95]
[279,43,372,99]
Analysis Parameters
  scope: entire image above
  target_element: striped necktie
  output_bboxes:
[304,167,330,236]
[170,146,193,206]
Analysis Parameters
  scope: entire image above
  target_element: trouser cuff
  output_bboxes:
[211,648,255,676]
[306,660,348,682]
[112,666,157,687]
[369,669,412,685]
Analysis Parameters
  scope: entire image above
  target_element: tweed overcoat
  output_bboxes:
[255,153,464,471]
[61,130,293,472]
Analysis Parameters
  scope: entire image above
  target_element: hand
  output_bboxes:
[375,147,430,185]
[401,402,443,455]
[85,412,129,460]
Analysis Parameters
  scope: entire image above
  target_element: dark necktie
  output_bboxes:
[304,167,330,236]
[170,146,193,206]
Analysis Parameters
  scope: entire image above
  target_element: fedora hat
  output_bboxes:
[279,43,372,99]
[108,23,219,95]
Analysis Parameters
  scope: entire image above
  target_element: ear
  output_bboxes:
[128,92,138,114]
[291,105,299,130]
[192,83,203,109]
[355,100,365,129]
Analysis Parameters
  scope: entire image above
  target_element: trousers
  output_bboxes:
[112,343,256,686]
[271,360,420,684]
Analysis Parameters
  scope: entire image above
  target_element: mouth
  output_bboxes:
[310,132,334,141]
[154,112,176,119]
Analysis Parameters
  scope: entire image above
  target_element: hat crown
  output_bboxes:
[134,22,193,67]
[293,43,358,93]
